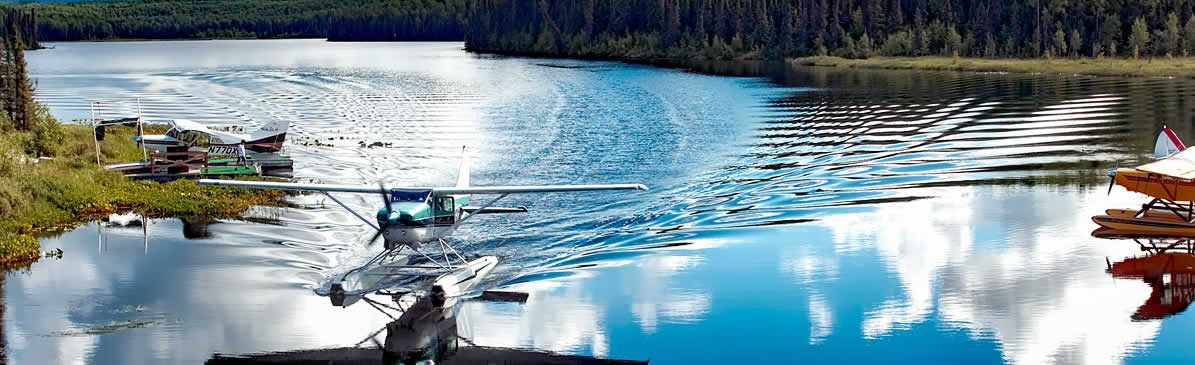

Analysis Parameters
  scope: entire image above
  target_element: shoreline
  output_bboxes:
[53,38,1192,80]
[788,56,1195,79]
[0,124,290,268]
[38,36,327,44]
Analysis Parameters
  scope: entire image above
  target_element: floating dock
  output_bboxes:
[105,151,293,182]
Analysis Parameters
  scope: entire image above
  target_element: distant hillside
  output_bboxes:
[12,0,463,41]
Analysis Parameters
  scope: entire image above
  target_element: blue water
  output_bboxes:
[6,40,1195,364]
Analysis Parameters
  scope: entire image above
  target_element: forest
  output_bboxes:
[464,0,1195,60]
[14,0,464,42]
[10,0,1195,62]
[1,8,39,50]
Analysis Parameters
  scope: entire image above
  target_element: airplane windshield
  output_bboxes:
[165,128,179,139]
[390,190,431,202]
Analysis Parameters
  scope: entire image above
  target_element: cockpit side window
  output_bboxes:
[433,197,455,225]
[196,134,210,147]
[165,128,179,139]
[435,197,454,212]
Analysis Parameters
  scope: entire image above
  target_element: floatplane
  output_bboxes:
[108,119,294,179]
[1092,126,1195,236]
[198,148,647,308]
[92,99,294,179]
[133,119,289,155]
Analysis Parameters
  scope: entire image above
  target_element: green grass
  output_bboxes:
[0,122,286,267]
[789,56,1195,78]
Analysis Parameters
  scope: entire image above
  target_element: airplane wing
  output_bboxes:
[1137,147,1195,179]
[196,179,648,194]
[197,179,385,193]
[431,184,647,195]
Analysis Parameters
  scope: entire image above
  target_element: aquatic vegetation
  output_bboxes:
[0,233,38,268]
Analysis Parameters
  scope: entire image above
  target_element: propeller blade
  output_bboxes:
[1107,177,1116,195]
[365,223,387,247]
[379,183,393,217]
[364,182,394,247]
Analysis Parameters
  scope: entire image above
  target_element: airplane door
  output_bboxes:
[435,197,455,225]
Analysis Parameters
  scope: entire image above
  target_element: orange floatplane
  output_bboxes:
[1092,126,1195,236]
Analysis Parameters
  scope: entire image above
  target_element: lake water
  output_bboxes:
[7,39,1195,364]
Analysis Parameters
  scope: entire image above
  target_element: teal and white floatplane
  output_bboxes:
[198,148,646,308]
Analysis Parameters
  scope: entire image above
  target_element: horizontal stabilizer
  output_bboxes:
[462,206,528,214]
[474,290,530,303]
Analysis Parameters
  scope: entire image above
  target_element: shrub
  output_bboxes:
[30,104,63,157]
[880,30,913,56]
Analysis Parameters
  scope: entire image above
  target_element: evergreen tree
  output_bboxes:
[2,21,32,131]
[945,27,962,57]
[1101,13,1121,57]
[1052,28,1066,58]
[1130,17,1150,58]
[1069,29,1081,58]
[858,32,872,58]
[1185,16,1195,56]
[1165,12,1181,56]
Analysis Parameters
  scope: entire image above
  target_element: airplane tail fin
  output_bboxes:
[250,120,289,141]
[246,121,289,153]
[456,146,470,188]
[1155,125,1186,159]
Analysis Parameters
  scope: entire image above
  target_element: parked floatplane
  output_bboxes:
[198,148,647,308]
[1093,126,1195,236]
[90,98,293,180]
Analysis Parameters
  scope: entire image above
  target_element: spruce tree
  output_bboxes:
[1185,16,1195,56]
[1052,29,1066,58]
[1069,30,1081,58]
[1130,17,1149,59]
[1165,12,1181,56]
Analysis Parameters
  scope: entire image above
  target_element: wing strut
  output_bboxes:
[323,191,379,231]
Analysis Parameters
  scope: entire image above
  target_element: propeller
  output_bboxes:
[366,182,394,247]
[1107,164,1120,196]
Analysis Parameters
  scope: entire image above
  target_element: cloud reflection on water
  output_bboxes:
[817,186,1161,364]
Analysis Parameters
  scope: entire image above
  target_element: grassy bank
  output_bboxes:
[0,119,287,267]
[789,56,1195,78]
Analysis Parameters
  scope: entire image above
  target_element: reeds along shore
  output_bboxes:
[789,56,1195,78]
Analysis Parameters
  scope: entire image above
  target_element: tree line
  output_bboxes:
[464,0,1195,60]
[11,0,464,42]
[12,0,1195,61]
